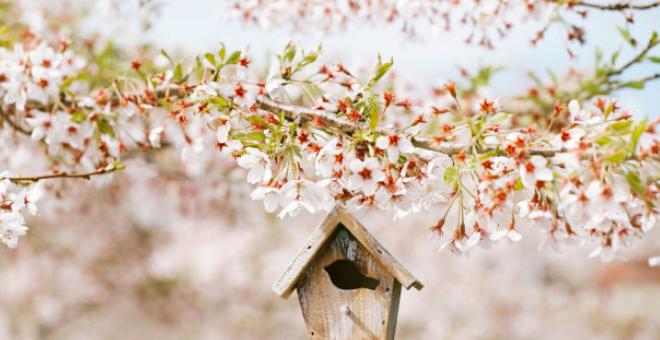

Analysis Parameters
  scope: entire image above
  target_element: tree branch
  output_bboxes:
[256,96,561,157]
[571,1,660,10]
[3,166,121,183]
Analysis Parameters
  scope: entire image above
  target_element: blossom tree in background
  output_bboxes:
[229,0,660,53]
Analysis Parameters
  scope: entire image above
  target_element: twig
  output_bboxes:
[571,1,660,11]
[3,166,120,183]
[607,36,659,77]
[0,109,31,136]
[607,73,660,90]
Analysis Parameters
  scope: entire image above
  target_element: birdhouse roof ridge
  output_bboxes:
[272,205,423,298]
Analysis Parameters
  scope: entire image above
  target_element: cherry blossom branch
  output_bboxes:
[2,165,122,183]
[257,96,562,157]
[571,0,660,11]
[607,73,660,90]
[607,35,659,77]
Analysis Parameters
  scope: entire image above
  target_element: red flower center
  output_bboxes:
[525,161,535,173]
[234,85,246,97]
[359,167,372,180]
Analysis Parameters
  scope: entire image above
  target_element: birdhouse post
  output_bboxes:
[273,205,423,339]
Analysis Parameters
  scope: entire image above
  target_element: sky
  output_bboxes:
[146,0,659,117]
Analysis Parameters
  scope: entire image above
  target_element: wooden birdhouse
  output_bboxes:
[273,205,423,339]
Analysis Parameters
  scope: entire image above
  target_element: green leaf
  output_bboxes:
[605,150,626,164]
[514,177,524,191]
[621,81,645,89]
[225,51,241,65]
[204,53,217,67]
[488,112,510,125]
[159,49,173,65]
[234,131,266,141]
[617,26,637,47]
[70,111,87,123]
[603,102,615,119]
[97,118,115,138]
[296,46,321,69]
[194,56,203,81]
[650,31,658,45]
[111,159,126,171]
[247,115,267,127]
[629,119,648,154]
[596,136,614,146]
[626,171,645,195]
[479,149,499,161]
[366,54,393,90]
[648,56,660,63]
[173,62,183,82]
[610,50,621,65]
[218,44,227,61]
[368,96,379,132]
[280,43,296,64]
[443,166,458,184]
[608,120,632,131]
[204,96,232,110]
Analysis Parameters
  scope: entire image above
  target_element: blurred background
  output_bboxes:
[1,0,659,339]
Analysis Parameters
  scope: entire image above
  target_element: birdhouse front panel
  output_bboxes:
[296,225,401,340]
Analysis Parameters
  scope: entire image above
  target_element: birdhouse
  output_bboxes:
[273,205,423,339]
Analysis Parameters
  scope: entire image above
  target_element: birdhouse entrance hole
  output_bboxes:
[324,259,380,290]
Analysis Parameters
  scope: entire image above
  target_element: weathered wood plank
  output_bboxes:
[272,208,342,298]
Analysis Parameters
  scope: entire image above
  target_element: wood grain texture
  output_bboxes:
[272,207,343,298]
[297,227,399,340]
[273,205,422,298]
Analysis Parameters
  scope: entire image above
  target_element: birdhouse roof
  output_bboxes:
[273,205,423,298]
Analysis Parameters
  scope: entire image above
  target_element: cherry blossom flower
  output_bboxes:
[348,157,385,195]
[250,186,283,213]
[520,155,553,188]
[375,134,414,163]
[551,127,585,150]
[315,138,343,178]
[491,227,523,242]
[216,120,231,144]
[237,148,273,184]
[0,212,28,249]
[12,183,44,215]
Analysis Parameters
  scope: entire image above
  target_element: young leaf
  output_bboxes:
[218,43,227,61]
[70,111,87,123]
[444,166,458,184]
[366,55,393,90]
[160,49,173,65]
[617,26,637,47]
[629,119,648,155]
[97,118,115,138]
[368,96,379,131]
[204,53,217,67]
[225,51,241,65]
[626,171,645,195]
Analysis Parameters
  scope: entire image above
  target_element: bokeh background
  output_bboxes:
[1,0,659,339]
